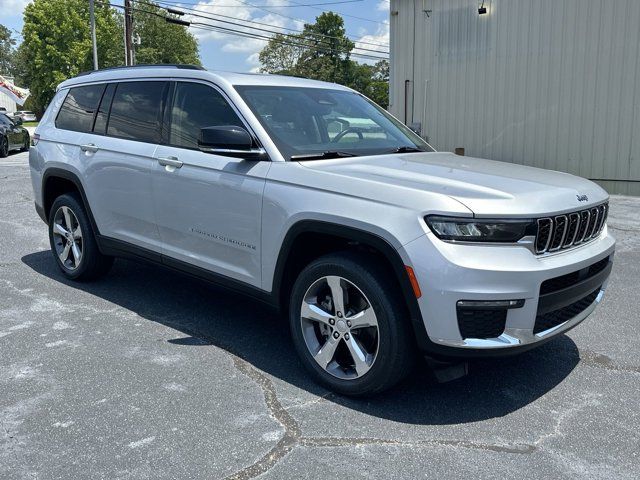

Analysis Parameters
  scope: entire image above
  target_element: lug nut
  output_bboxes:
[329,318,335,325]
[333,332,340,339]
[344,333,350,340]
[347,321,352,328]
[337,311,343,318]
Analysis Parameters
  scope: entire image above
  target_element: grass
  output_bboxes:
[22,121,39,127]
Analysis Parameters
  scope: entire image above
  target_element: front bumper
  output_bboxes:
[400,227,615,355]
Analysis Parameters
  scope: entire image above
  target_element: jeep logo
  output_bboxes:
[576,194,589,202]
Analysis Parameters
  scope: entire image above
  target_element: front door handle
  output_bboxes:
[80,143,99,153]
[157,156,183,168]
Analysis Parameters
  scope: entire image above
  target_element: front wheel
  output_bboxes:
[48,193,113,280]
[289,252,415,396]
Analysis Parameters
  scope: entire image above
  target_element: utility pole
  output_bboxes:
[89,0,98,70]
[124,0,134,66]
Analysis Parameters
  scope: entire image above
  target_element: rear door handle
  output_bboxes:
[80,143,99,153]
[157,156,183,168]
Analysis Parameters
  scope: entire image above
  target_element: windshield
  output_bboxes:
[235,86,433,160]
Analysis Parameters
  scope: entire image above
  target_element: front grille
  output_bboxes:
[533,287,600,334]
[540,256,610,295]
[535,203,608,254]
[457,307,507,339]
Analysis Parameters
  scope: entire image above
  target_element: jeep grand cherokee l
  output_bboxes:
[29,65,615,395]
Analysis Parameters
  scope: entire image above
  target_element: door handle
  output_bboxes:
[157,156,183,168]
[80,143,99,153]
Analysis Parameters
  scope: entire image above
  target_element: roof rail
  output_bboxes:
[77,64,205,77]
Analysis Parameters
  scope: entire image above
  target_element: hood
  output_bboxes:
[298,152,608,217]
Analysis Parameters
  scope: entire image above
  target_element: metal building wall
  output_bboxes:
[389,0,640,195]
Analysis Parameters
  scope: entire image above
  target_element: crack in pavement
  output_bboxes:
[154,320,640,480]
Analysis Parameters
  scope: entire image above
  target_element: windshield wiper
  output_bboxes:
[385,146,427,154]
[291,151,358,161]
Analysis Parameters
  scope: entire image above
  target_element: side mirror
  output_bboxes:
[198,125,267,160]
[14,117,23,126]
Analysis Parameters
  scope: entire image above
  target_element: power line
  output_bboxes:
[136,0,389,54]
[151,0,389,47]
[104,2,388,61]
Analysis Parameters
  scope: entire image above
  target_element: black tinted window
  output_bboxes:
[0,114,12,126]
[107,81,167,143]
[170,82,243,149]
[56,84,105,133]
[93,83,116,135]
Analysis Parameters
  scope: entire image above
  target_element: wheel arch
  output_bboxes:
[42,168,100,236]
[272,220,431,351]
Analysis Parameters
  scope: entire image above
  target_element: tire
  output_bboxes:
[289,252,415,396]
[0,136,8,158]
[20,134,29,152]
[48,192,113,281]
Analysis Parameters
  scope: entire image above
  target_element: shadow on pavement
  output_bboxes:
[22,250,579,425]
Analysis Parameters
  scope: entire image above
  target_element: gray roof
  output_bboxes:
[58,65,350,91]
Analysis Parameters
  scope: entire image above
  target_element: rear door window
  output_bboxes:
[55,84,106,133]
[169,82,244,149]
[107,81,168,143]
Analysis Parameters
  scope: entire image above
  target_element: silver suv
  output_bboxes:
[29,65,615,395]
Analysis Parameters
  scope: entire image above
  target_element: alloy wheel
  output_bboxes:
[300,275,380,380]
[52,206,83,270]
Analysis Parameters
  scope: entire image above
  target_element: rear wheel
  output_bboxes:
[0,136,8,157]
[289,252,415,396]
[20,134,29,152]
[48,193,113,280]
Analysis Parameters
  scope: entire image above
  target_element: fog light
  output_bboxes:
[456,299,524,309]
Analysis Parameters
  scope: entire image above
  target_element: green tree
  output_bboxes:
[258,13,389,107]
[20,0,122,112]
[132,2,200,65]
[258,33,303,75]
[19,0,200,113]
[0,24,17,76]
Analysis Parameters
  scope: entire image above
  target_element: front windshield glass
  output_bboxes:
[235,86,433,160]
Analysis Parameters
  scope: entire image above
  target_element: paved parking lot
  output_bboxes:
[1,151,639,479]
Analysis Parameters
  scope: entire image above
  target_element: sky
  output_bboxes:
[0,0,390,73]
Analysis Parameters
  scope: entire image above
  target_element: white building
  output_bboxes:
[389,0,640,195]
[0,76,18,113]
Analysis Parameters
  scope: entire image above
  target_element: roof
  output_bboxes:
[58,65,351,92]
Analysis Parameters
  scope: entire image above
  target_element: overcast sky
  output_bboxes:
[0,0,390,74]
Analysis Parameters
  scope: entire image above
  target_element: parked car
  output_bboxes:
[13,110,37,122]
[29,65,615,396]
[0,113,30,157]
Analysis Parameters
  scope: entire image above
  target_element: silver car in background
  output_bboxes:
[28,65,615,396]
[13,110,37,122]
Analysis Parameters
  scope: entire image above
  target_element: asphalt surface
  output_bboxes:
[1,150,639,479]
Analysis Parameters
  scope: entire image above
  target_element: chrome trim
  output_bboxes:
[548,214,568,252]
[578,209,591,243]
[536,218,553,253]
[564,212,581,247]
[199,147,267,156]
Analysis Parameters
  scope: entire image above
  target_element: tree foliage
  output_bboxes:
[0,24,17,77]
[258,12,389,108]
[18,0,200,113]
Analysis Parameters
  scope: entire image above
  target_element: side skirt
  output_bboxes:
[96,235,278,308]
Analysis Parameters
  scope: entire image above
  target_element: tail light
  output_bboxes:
[32,133,40,146]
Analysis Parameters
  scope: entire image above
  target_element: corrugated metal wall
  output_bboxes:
[389,0,640,195]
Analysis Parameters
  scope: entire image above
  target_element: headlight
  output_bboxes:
[425,216,535,242]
